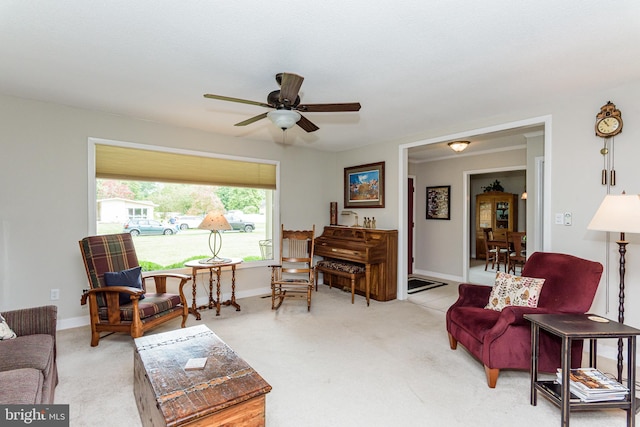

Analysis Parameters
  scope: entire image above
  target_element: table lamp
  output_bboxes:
[198,212,233,263]
[588,192,640,381]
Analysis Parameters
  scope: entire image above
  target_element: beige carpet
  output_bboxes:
[55,284,624,426]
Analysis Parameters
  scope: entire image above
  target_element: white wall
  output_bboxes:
[0,94,335,326]
[331,143,399,230]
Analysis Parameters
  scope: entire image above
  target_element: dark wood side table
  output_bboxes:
[525,313,640,427]
[184,258,242,319]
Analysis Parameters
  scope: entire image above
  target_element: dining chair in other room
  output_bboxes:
[482,228,508,271]
[507,231,527,275]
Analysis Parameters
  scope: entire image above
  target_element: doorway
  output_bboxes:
[397,115,551,300]
[468,168,527,285]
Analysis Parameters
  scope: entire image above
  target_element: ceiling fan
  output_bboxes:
[204,72,361,132]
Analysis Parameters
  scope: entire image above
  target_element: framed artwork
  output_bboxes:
[426,185,450,220]
[344,161,385,208]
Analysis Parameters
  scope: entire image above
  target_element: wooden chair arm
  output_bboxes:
[80,286,144,305]
[142,274,191,297]
[83,286,145,295]
[143,273,191,281]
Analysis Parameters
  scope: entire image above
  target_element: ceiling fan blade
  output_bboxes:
[297,114,319,133]
[279,73,304,105]
[297,102,361,112]
[234,112,268,127]
[204,94,272,109]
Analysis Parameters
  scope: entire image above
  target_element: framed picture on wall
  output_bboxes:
[344,161,385,208]
[426,185,450,220]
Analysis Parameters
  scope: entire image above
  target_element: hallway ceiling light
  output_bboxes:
[448,141,470,152]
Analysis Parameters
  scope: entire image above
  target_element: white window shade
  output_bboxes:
[96,144,276,190]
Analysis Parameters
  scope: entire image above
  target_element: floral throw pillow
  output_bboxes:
[485,272,545,311]
[0,313,17,340]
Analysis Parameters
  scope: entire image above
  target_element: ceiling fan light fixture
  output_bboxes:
[267,110,301,130]
[448,140,470,153]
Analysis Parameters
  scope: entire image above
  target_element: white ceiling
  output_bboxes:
[2,1,639,155]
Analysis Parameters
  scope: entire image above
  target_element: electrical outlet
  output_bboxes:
[564,212,572,226]
[50,289,60,301]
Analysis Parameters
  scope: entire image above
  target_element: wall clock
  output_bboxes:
[595,101,623,138]
[596,101,623,186]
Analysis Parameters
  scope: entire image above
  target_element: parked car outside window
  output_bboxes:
[123,219,179,236]
[176,215,204,230]
[224,214,255,232]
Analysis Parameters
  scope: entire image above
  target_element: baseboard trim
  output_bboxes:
[412,268,463,284]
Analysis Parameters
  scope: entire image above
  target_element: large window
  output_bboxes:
[90,139,277,271]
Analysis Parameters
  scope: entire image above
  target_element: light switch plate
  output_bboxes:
[555,213,564,225]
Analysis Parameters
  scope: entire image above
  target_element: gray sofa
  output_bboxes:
[0,305,58,404]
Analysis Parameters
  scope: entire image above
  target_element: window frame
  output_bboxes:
[88,137,280,272]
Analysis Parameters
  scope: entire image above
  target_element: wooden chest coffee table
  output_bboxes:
[134,325,272,427]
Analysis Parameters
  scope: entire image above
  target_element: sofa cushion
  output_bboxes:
[104,266,145,305]
[485,272,545,311]
[0,313,16,340]
[0,334,55,373]
[0,368,43,404]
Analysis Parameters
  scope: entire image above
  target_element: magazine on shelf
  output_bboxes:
[538,381,581,403]
[556,368,628,402]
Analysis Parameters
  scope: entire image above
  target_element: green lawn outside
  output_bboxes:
[97,222,270,269]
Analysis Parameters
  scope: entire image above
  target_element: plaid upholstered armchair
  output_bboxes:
[79,233,190,346]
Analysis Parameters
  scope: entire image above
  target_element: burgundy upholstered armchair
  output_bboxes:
[446,252,603,388]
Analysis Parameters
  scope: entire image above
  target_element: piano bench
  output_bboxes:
[315,260,369,306]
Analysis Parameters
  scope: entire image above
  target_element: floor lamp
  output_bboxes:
[588,193,640,382]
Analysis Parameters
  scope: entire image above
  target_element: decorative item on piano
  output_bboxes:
[330,202,338,225]
[344,161,385,208]
[341,210,359,227]
[363,217,376,229]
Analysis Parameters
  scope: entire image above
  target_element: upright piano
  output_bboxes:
[314,226,398,301]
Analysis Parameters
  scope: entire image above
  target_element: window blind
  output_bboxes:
[95,144,276,190]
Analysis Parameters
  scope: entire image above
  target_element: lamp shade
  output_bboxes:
[267,110,301,130]
[198,212,232,231]
[587,194,640,233]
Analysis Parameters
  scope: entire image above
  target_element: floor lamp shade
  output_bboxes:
[587,194,640,234]
[587,193,640,382]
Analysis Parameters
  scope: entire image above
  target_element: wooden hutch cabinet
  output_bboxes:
[475,191,518,259]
